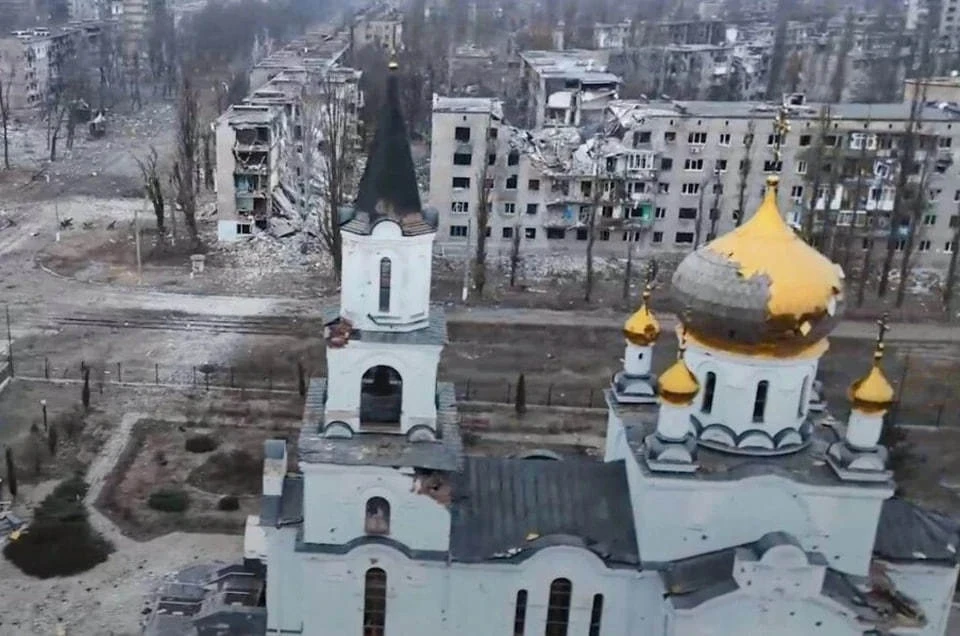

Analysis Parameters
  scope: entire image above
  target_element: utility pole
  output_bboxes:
[5,304,12,376]
[135,199,144,284]
[460,218,471,302]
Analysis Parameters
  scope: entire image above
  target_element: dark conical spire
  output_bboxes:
[346,61,434,236]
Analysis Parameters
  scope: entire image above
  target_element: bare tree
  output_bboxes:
[942,200,960,312]
[801,106,832,243]
[584,150,601,303]
[0,57,12,169]
[136,146,165,234]
[509,221,522,287]
[735,120,756,227]
[473,116,494,297]
[172,73,201,244]
[895,147,936,307]
[878,87,926,297]
[310,75,357,279]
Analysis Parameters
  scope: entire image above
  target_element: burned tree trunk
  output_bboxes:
[173,74,200,244]
[136,146,165,234]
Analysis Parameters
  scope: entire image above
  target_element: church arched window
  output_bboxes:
[753,380,769,423]
[513,590,528,635]
[364,497,391,535]
[379,257,392,312]
[545,578,572,636]
[798,376,810,417]
[701,372,716,414]
[588,594,604,636]
[363,568,387,636]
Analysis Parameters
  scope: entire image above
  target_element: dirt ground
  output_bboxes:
[101,420,298,540]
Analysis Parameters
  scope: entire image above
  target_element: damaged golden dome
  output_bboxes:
[658,326,699,405]
[671,176,845,356]
[623,286,661,346]
[849,337,895,414]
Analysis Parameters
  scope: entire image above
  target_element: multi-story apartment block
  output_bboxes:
[217,33,362,242]
[429,95,657,257]
[518,50,620,129]
[0,21,113,112]
[430,95,960,271]
[351,6,403,52]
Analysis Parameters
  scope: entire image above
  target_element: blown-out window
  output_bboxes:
[363,568,387,636]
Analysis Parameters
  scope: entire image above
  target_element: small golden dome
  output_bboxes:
[849,320,895,413]
[659,325,699,406]
[623,286,660,346]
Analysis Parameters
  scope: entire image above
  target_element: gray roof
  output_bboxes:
[298,381,463,470]
[264,438,285,460]
[875,498,960,564]
[260,475,304,527]
[449,456,638,565]
[321,306,448,347]
[194,607,266,636]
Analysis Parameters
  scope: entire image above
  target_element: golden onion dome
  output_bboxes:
[658,326,699,406]
[848,322,895,413]
[623,286,661,346]
[671,175,845,357]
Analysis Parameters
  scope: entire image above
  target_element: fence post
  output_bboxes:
[192,366,197,386]
[937,402,945,428]
[546,384,553,406]
[505,382,511,403]
[116,362,122,384]
[269,367,273,391]
[230,366,235,388]
[155,363,159,384]
[465,378,471,400]
[588,388,594,408]
[44,357,49,379]
[205,371,209,391]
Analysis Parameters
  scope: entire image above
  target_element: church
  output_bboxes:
[251,64,960,635]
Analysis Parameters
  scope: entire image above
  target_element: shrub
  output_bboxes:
[217,495,240,511]
[185,434,217,453]
[4,476,113,578]
[148,488,190,512]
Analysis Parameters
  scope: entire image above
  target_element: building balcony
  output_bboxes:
[234,163,269,175]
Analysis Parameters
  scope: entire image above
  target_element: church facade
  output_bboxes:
[252,67,960,635]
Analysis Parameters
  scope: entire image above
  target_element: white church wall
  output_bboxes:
[684,343,820,441]
[300,463,451,551]
[668,590,864,636]
[265,526,302,634]
[883,561,959,635]
[603,405,629,463]
[340,221,434,333]
[299,543,449,635]
[632,473,890,576]
[294,542,664,636]
[324,339,442,432]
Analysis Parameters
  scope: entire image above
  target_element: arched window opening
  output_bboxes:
[363,568,387,636]
[798,376,810,417]
[360,366,402,428]
[379,257,392,313]
[753,380,769,423]
[513,590,528,636]
[545,578,572,636]
[701,372,717,414]
[364,497,391,535]
[588,594,604,636]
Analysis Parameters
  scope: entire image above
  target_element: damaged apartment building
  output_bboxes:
[430,92,960,273]
[215,29,362,242]
[517,49,621,129]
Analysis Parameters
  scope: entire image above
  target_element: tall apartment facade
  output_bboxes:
[429,96,960,270]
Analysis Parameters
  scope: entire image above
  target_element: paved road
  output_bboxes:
[4,198,960,344]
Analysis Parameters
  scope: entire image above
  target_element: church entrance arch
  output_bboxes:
[360,365,402,428]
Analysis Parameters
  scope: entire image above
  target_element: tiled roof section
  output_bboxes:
[874,498,960,564]
[449,456,638,565]
[259,475,304,527]
[298,381,463,470]
[344,67,434,237]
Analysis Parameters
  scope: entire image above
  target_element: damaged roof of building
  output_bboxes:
[609,99,960,123]
[448,456,638,565]
[432,95,503,118]
[874,498,960,564]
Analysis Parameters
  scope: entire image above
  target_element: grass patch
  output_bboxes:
[147,488,190,512]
